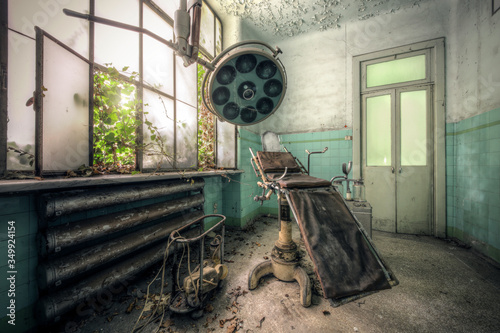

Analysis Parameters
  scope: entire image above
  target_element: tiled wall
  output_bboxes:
[0,195,38,331]
[280,129,354,182]
[446,107,500,263]
[221,128,355,229]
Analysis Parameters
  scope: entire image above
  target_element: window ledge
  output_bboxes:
[0,170,244,195]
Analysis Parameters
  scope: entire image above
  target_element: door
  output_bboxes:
[362,86,433,234]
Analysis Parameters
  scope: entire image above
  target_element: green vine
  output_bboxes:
[197,60,215,171]
[93,65,142,173]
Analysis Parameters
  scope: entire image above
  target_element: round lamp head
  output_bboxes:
[203,47,286,126]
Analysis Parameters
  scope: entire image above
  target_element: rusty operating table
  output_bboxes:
[248,148,398,307]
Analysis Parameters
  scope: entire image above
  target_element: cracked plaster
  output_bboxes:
[207,0,426,38]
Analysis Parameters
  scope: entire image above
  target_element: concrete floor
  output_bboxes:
[49,216,500,333]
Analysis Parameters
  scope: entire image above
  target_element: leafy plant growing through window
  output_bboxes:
[197,60,215,171]
[93,66,141,173]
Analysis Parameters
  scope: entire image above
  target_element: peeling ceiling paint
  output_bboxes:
[208,0,426,37]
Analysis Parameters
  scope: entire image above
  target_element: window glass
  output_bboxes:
[176,102,198,169]
[366,55,426,88]
[7,31,36,170]
[142,89,175,169]
[200,3,215,57]
[143,4,174,95]
[144,34,174,95]
[401,90,427,166]
[176,56,197,107]
[42,35,90,172]
[216,121,236,168]
[366,94,391,166]
[8,0,89,57]
[152,0,177,19]
[95,0,139,73]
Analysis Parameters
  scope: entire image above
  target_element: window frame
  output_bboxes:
[1,0,233,177]
[360,49,431,93]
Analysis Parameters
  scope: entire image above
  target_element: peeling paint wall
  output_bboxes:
[212,0,499,133]
[447,0,500,123]
[245,0,452,134]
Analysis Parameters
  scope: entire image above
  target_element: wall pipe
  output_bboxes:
[37,210,204,291]
[39,178,205,220]
[40,193,205,255]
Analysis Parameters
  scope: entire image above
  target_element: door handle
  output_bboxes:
[399,167,402,173]
[391,167,395,174]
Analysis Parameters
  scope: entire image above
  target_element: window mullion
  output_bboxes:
[138,0,144,171]
[89,0,95,168]
[0,0,7,176]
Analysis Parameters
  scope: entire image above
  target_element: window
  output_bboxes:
[2,0,231,177]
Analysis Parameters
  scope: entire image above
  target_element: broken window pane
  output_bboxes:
[7,31,36,170]
[41,35,90,172]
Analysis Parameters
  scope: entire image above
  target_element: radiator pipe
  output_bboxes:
[40,193,205,255]
[40,178,205,219]
[36,227,197,324]
[37,210,204,291]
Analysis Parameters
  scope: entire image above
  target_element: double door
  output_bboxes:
[362,86,433,234]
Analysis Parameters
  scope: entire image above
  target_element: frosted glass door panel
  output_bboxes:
[366,94,391,166]
[142,89,175,169]
[400,90,427,166]
[200,4,215,57]
[176,102,198,169]
[216,121,236,168]
[8,0,89,57]
[95,0,139,72]
[366,55,426,88]
[176,57,197,107]
[7,32,35,170]
[42,36,90,171]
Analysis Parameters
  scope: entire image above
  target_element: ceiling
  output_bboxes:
[206,0,427,38]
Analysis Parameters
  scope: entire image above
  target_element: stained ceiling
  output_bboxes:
[206,0,427,38]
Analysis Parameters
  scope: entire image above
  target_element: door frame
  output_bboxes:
[352,38,446,238]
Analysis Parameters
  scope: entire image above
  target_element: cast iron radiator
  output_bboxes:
[35,178,205,324]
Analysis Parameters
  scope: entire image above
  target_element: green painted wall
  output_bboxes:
[446,107,500,263]
[0,195,38,332]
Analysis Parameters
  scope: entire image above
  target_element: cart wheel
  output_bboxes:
[190,308,204,319]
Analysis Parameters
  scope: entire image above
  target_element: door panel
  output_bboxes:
[362,87,432,235]
[363,92,396,232]
[396,87,432,234]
